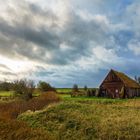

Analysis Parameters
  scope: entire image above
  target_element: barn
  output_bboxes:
[99,69,140,98]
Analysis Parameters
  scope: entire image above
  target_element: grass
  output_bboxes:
[0,92,60,119]
[0,89,139,140]
[18,94,140,140]
[0,90,40,98]
[0,92,60,140]
[58,94,129,104]
[56,88,96,93]
[0,118,52,140]
[0,91,14,97]
[56,88,72,93]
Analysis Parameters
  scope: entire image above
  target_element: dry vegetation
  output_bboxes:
[0,118,52,140]
[0,90,140,140]
[18,97,140,140]
[0,92,60,140]
[0,92,60,119]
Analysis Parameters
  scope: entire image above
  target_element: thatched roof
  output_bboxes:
[112,70,140,88]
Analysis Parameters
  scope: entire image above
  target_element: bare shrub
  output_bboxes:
[0,92,60,119]
[13,79,35,101]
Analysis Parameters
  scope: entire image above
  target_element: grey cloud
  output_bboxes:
[0,64,11,71]
[0,0,117,66]
[29,3,58,21]
[0,71,17,76]
[0,0,139,87]
[0,19,60,49]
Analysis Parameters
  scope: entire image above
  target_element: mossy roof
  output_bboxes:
[112,70,140,88]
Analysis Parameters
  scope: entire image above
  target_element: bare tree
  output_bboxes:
[13,79,35,101]
[72,84,79,92]
[84,85,88,91]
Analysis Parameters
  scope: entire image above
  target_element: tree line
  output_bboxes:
[0,80,96,99]
[72,84,96,97]
[0,80,56,100]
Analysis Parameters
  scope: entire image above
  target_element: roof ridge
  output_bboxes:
[112,70,140,88]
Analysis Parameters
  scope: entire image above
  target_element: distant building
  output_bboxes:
[99,69,140,98]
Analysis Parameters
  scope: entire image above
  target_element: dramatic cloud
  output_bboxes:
[0,0,139,87]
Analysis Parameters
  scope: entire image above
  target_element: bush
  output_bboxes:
[84,85,88,91]
[72,84,79,92]
[87,89,96,97]
[0,92,60,119]
[13,79,35,101]
[87,89,92,97]
[37,81,56,92]
[0,81,14,91]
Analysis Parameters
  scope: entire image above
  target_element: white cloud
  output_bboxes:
[128,40,140,55]
[0,55,40,81]
[125,1,140,36]
[92,46,120,63]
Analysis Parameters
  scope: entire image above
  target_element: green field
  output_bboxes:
[56,88,96,93]
[0,91,14,97]
[56,88,72,93]
[0,88,94,97]
[0,90,40,98]
[58,94,128,102]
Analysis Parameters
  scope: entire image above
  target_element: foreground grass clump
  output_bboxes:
[0,92,60,119]
[19,98,140,140]
[0,118,52,140]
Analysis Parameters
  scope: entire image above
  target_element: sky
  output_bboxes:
[0,0,140,87]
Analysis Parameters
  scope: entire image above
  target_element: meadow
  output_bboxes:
[0,91,60,140]
[56,88,72,93]
[0,90,40,99]
[0,90,140,140]
[18,94,140,140]
[56,88,96,94]
[0,91,14,97]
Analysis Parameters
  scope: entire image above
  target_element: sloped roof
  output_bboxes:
[112,70,140,88]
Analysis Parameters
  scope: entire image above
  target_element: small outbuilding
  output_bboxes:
[99,69,140,98]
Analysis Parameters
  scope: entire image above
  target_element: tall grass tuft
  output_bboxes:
[0,118,52,140]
